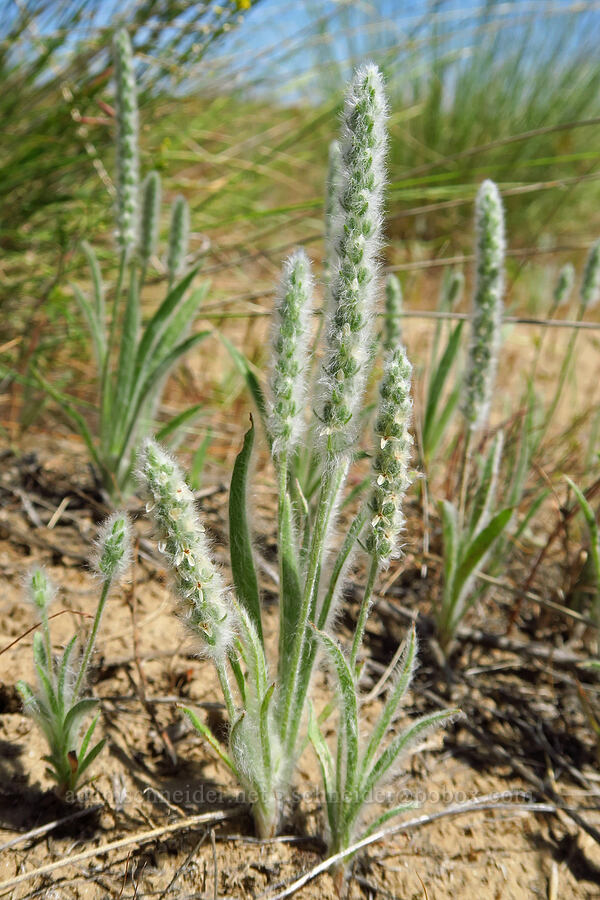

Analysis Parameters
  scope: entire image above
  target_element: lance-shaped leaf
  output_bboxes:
[229,417,263,645]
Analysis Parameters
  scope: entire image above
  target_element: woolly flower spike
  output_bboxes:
[383,273,403,351]
[138,441,235,660]
[461,179,505,432]
[27,568,55,613]
[321,64,388,454]
[367,346,414,563]
[113,29,139,255]
[94,512,132,581]
[140,171,161,270]
[269,250,314,457]
[324,140,343,278]
[581,239,600,310]
[554,262,575,308]
[167,194,190,287]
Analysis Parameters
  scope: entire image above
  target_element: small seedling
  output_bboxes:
[16,513,131,795]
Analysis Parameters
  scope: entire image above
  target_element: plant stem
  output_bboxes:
[279,454,339,753]
[73,577,112,700]
[215,656,236,723]
[539,301,584,444]
[276,450,288,678]
[457,428,473,529]
[350,555,379,671]
[100,251,127,451]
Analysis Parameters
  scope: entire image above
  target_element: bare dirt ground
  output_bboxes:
[2,424,600,900]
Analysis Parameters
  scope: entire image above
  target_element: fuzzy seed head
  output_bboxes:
[581,239,600,310]
[320,64,388,456]
[113,28,140,255]
[27,568,55,614]
[461,179,505,433]
[269,250,314,457]
[140,171,161,268]
[138,441,235,660]
[554,262,575,308]
[94,512,132,581]
[167,195,190,285]
[383,273,403,351]
[367,346,414,563]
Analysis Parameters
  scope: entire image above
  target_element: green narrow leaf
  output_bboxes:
[134,266,200,379]
[359,803,417,840]
[360,625,418,782]
[425,382,461,460]
[308,702,337,836]
[111,265,141,452]
[76,737,107,782]
[423,322,463,454]
[78,712,99,763]
[467,431,503,539]
[190,430,212,490]
[81,240,105,324]
[158,283,209,357]
[317,508,368,630]
[278,489,303,671]
[220,334,269,439]
[63,698,98,738]
[229,645,247,704]
[72,283,105,369]
[315,628,359,801]
[156,404,204,443]
[453,507,513,603]
[118,331,211,462]
[351,709,459,827]
[229,417,263,644]
[260,683,275,784]
[439,499,459,589]
[182,706,238,775]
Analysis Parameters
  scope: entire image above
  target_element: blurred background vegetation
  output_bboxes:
[2,0,600,439]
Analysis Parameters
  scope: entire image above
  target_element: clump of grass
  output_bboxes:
[16,514,131,796]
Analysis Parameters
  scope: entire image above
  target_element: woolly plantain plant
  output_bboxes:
[16,513,131,795]
[33,29,209,502]
[435,181,514,652]
[138,65,455,846]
